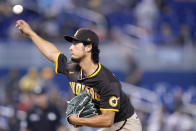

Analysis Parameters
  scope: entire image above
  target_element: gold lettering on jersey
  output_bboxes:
[86,86,90,89]
[69,82,100,101]
[81,85,85,92]
[69,82,76,94]
[90,88,95,99]
[95,92,100,101]
[76,83,81,94]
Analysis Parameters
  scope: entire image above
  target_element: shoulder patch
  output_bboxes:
[109,96,119,107]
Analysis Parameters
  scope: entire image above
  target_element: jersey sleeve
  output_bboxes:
[55,52,69,74]
[100,82,121,112]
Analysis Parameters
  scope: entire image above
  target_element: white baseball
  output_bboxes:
[12,5,23,14]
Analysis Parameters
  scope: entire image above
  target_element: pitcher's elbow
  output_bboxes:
[104,120,113,127]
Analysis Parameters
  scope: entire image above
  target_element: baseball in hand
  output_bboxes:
[12,5,23,14]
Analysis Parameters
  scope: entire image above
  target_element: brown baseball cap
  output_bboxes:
[64,28,99,45]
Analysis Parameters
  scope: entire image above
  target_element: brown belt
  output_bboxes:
[116,119,127,131]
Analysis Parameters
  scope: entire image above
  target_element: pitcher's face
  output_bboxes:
[69,42,85,62]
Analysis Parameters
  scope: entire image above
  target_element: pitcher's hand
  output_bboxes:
[16,20,35,38]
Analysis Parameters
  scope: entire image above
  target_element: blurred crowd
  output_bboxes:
[136,84,196,131]
[0,67,69,131]
[0,0,196,47]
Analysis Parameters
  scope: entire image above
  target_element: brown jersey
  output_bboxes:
[56,53,134,123]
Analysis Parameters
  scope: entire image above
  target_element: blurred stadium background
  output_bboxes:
[0,0,196,131]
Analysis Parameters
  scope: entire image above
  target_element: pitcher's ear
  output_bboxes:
[85,44,92,52]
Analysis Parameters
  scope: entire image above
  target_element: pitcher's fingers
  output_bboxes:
[17,20,24,23]
[16,20,21,25]
[16,24,20,28]
[16,21,23,27]
[16,24,22,29]
[16,20,25,27]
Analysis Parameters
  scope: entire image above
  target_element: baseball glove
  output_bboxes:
[66,89,97,122]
